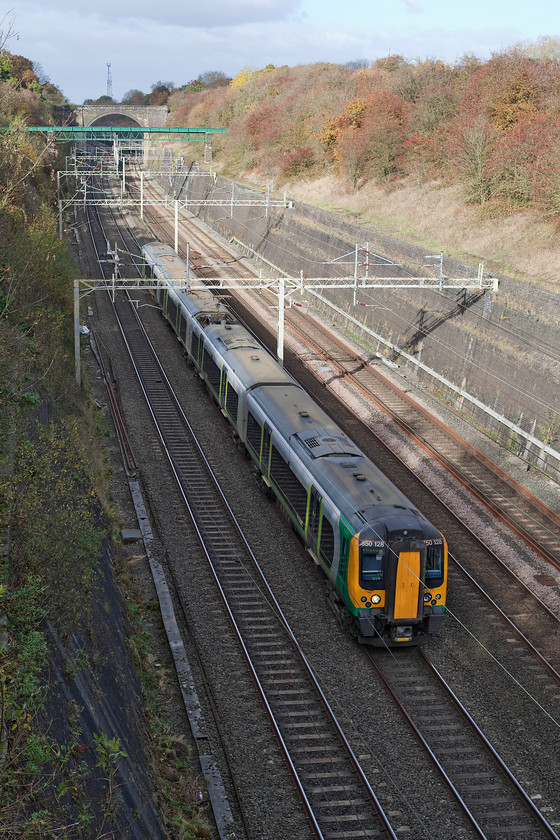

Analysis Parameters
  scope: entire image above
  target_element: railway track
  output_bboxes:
[107,287,400,840]
[80,180,401,838]
[369,647,560,840]
[77,162,560,836]
[448,553,560,683]
[130,165,560,660]
[136,167,560,576]
[133,171,560,643]
[284,312,560,570]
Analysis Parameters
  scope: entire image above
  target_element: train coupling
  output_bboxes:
[391,625,413,643]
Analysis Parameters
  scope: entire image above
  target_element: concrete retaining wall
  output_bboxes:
[159,162,560,478]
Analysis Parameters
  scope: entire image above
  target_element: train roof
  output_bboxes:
[250,382,437,534]
[142,241,440,538]
[143,241,294,388]
[208,322,301,391]
[144,241,230,317]
[142,241,185,280]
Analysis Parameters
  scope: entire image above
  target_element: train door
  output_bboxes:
[386,540,425,624]
[394,550,421,619]
[179,312,188,346]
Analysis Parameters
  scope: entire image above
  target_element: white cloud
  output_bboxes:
[10,1,525,104]
[16,0,301,28]
[401,0,423,13]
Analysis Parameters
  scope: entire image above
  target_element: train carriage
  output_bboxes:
[142,242,447,645]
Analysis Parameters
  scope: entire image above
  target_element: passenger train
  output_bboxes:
[142,241,447,645]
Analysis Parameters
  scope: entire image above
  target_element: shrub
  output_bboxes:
[447,115,496,204]
[279,146,316,178]
[487,110,546,205]
[329,91,408,188]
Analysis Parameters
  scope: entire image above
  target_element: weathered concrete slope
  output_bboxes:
[172,171,560,478]
[43,540,167,839]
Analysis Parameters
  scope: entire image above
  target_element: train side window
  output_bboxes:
[426,544,443,580]
[319,516,335,569]
[225,381,239,424]
[361,548,384,583]
[204,352,221,394]
[270,444,307,523]
[246,411,262,458]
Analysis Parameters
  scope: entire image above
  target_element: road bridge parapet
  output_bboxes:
[76,105,169,127]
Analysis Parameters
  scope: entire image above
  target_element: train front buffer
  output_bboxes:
[346,527,447,646]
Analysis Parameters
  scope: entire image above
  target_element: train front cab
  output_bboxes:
[345,525,447,646]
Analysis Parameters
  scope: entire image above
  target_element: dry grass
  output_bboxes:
[285,175,560,289]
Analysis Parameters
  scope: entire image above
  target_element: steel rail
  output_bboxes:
[88,329,138,476]
[448,551,560,682]
[80,175,398,838]
[83,191,250,839]
[109,292,398,840]
[419,649,560,839]
[367,650,488,840]
[368,647,560,840]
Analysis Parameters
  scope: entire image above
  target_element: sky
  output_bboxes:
[2,0,559,104]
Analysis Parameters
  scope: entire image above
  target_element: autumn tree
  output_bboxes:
[320,92,407,189]
[448,113,496,204]
[147,80,175,106]
[162,51,560,214]
[318,98,366,159]
[197,70,231,88]
[528,116,560,216]
[83,95,115,106]
[486,111,546,206]
[121,88,146,105]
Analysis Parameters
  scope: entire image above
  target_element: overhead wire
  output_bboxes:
[229,194,560,360]
[228,207,560,420]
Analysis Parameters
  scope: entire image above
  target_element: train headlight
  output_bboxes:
[436,594,441,600]
[371,594,381,605]
[423,592,432,602]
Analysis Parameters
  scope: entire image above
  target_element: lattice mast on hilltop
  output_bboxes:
[106,63,112,99]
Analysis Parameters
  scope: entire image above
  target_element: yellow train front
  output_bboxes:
[340,511,447,646]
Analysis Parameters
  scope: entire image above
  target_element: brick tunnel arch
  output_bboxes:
[88,112,142,128]
[77,110,149,156]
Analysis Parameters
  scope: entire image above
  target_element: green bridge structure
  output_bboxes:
[1,126,227,141]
